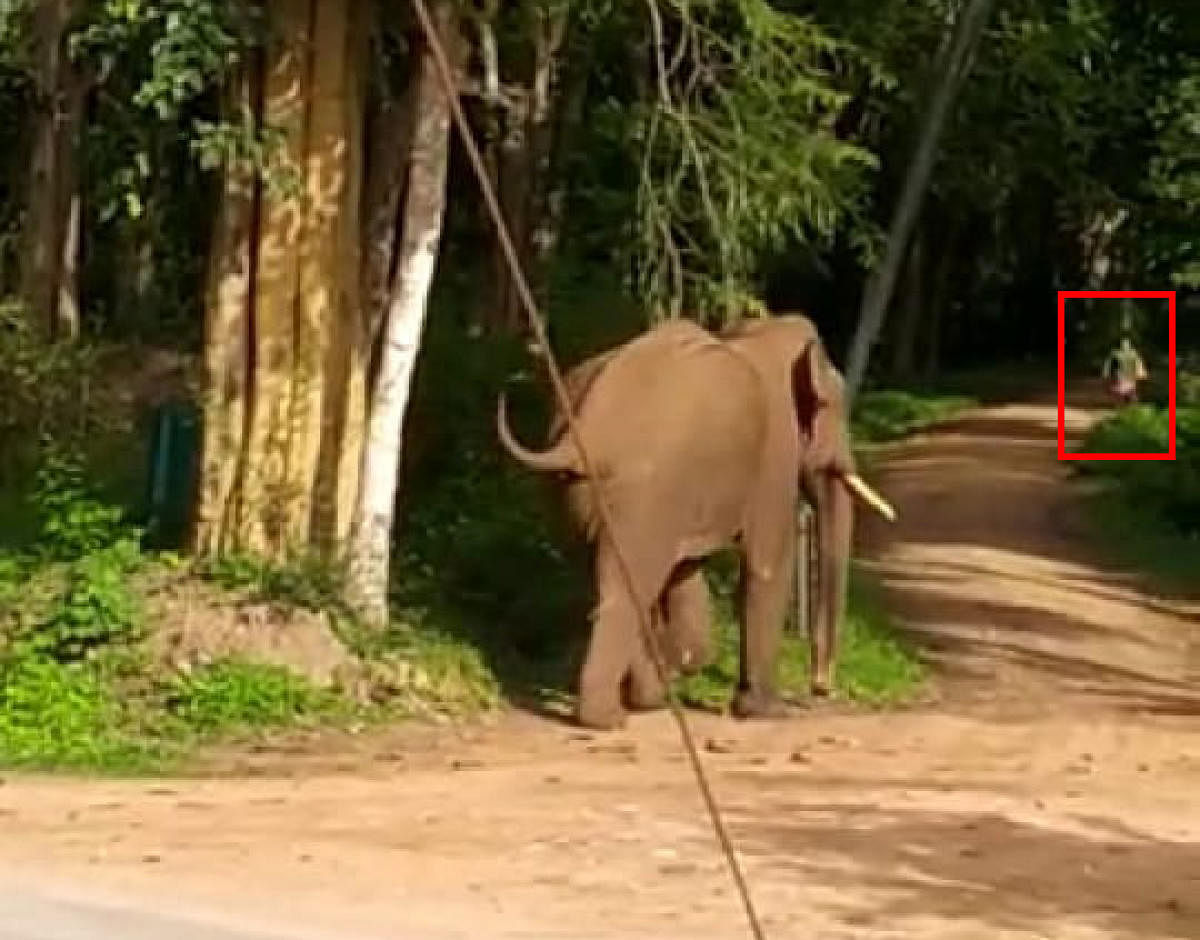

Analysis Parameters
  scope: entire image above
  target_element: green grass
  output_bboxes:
[160,660,347,736]
[346,615,505,717]
[0,322,945,774]
[1083,485,1200,595]
[674,569,924,710]
[1075,401,1200,594]
[852,389,975,444]
[0,654,172,772]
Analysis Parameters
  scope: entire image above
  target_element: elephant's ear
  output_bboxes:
[791,340,832,443]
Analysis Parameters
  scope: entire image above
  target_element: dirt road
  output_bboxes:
[1,396,1198,939]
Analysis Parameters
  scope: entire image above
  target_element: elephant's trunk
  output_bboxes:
[496,393,584,474]
[809,470,853,696]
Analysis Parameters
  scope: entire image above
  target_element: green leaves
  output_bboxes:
[1082,402,1200,537]
[1147,66,1200,287]
[633,0,880,319]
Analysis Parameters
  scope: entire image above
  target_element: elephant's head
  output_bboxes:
[724,314,893,696]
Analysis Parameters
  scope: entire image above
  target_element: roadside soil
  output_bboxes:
[1,388,1197,939]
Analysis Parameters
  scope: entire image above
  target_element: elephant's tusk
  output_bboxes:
[841,473,897,522]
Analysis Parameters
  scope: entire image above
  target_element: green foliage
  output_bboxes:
[72,0,292,201]
[675,569,924,709]
[200,552,347,615]
[162,661,341,736]
[1081,404,1200,537]
[355,621,505,717]
[0,655,166,771]
[0,457,360,770]
[1147,65,1200,288]
[0,304,104,477]
[634,0,880,318]
[1085,476,1200,593]
[19,542,144,662]
[30,453,139,560]
[852,389,975,443]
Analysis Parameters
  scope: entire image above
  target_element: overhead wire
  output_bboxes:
[406,2,768,937]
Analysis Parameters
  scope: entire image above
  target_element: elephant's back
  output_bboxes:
[575,322,767,504]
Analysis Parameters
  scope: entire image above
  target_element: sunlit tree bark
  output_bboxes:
[192,0,368,562]
[346,0,460,627]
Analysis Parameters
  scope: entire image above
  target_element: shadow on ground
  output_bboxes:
[856,391,1200,718]
[735,793,1200,939]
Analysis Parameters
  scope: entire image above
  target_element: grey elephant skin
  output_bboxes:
[497,315,857,730]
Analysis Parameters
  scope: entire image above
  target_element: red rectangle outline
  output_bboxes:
[1057,290,1176,461]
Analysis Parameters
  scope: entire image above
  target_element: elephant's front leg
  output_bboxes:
[732,535,795,720]
[577,538,666,729]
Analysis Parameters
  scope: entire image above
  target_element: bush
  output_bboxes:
[0,449,356,770]
[0,654,166,771]
[852,390,974,443]
[1081,404,1200,537]
[162,661,342,735]
[200,551,347,615]
[675,568,924,709]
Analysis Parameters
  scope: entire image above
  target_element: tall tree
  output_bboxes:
[843,0,995,401]
[20,0,83,340]
[346,0,461,626]
[191,0,369,560]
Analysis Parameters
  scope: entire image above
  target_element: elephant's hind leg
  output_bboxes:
[661,564,715,675]
[622,563,715,711]
[577,538,670,730]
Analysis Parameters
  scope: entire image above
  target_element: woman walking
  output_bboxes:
[1102,335,1148,406]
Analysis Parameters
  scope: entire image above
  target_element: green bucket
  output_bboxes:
[143,399,199,550]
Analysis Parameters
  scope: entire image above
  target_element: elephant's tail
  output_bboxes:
[496,393,584,474]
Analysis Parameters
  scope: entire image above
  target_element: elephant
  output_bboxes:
[496,314,891,729]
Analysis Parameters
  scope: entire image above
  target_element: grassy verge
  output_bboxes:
[0,551,359,773]
[0,344,954,774]
[674,567,924,711]
[852,388,976,444]
[1076,402,1200,593]
[1083,488,1200,593]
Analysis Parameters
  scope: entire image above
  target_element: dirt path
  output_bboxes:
[2,395,1199,939]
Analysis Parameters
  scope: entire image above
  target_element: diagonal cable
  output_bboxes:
[407,2,768,937]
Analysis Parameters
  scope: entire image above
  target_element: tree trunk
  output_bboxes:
[480,3,568,335]
[310,0,371,553]
[843,0,995,402]
[346,1,460,627]
[520,5,566,312]
[20,0,81,340]
[889,228,924,382]
[361,70,416,352]
[54,121,82,342]
[114,131,159,336]
[191,0,368,562]
[490,92,529,334]
[922,229,956,382]
[192,65,259,558]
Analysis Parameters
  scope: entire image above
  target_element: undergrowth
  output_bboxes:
[1078,400,1200,590]
[674,566,923,710]
[0,456,357,773]
[852,389,975,443]
[1,310,939,773]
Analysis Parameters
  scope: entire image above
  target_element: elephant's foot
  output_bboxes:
[576,694,627,731]
[731,687,789,720]
[625,670,668,712]
[810,669,835,698]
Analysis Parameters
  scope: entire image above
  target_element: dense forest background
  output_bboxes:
[0,0,1196,768]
